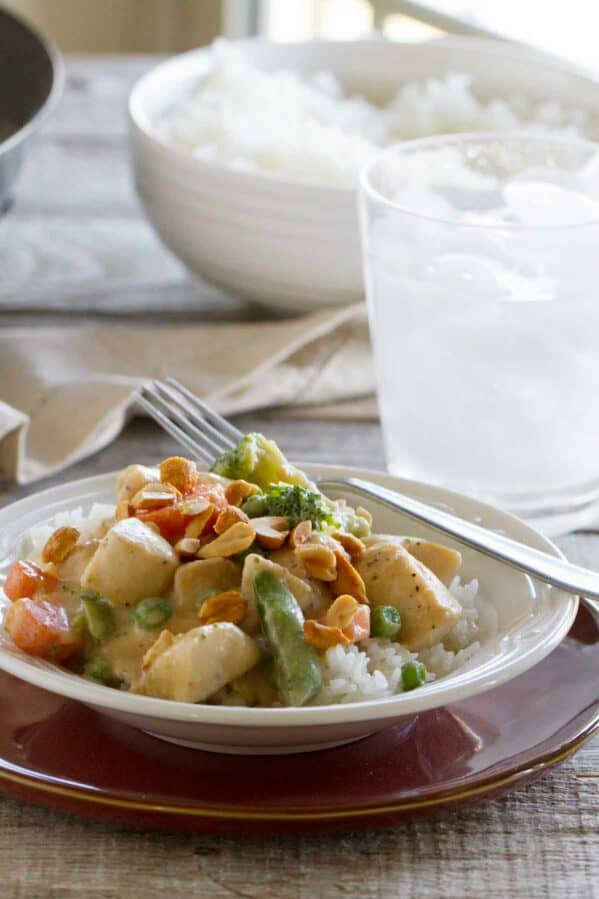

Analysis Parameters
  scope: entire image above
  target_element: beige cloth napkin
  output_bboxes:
[0,304,377,485]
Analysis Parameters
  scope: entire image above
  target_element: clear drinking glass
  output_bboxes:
[359,133,599,531]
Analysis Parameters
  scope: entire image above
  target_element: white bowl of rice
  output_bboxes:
[129,37,599,312]
[0,464,577,754]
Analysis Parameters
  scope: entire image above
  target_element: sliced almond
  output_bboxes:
[225,479,260,507]
[294,543,337,581]
[41,526,80,564]
[174,537,201,558]
[251,516,290,551]
[184,503,216,539]
[305,530,349,558]
[197,590,248,626]
[324,594,359,630]
[197,521,255,559]
[142,630,175,670]
[177,496,211,517]
[304,619,350,651]
[331,532,364,560]
[289,520,312,549]
[331,551,368,603]
[159,456,198,494]
[130,481,180,511]
[214,505,250,535]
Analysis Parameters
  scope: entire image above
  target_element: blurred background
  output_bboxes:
[3,0,598,71]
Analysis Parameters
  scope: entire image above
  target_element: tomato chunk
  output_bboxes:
[191,483,228,510]
[135,485,227,542]
[344,604,371,644]
[4,598,81,661]
[136,507,189,543]
[3,560,59,602]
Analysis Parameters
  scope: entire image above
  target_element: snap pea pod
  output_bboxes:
[79,590,115,642]
[253,570,322,707]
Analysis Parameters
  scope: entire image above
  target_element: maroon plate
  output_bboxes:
[0,605,596,834]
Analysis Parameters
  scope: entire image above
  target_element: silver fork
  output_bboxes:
[137,379,599,607]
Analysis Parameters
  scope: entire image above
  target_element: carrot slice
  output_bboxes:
[4,597,81,661]
[137,484,226,542]
[4,560,59,602]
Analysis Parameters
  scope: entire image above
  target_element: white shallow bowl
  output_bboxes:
[129,37,599,313]
[0,465,577,754]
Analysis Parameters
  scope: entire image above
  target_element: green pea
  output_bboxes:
[195,588,221,609]
[371,605,402,639]
[133,597,173,630]
[84,657,113,684]
[401,660,427,691]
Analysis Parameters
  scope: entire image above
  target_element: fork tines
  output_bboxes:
[136,378,242,466]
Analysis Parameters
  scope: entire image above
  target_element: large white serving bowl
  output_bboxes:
[129,37,599,313]
[0,465,577,754]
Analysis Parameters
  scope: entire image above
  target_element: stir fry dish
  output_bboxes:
[1,433,478,707]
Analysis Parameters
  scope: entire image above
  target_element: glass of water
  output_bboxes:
[359,133,599,532]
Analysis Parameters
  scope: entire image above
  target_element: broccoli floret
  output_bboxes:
[210,433,311,490]
[241,484,335,530]
[330,504,371,538]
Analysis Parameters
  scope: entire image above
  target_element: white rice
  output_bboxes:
[25,504,116,561]
[20,505,484,705]
[156,39,591,188]
[314,576,481,705]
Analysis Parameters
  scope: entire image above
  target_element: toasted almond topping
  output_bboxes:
[177,496,211,517]
[225,479,260,507]
[289,520,312,549]
[130,481,180,511]
[305,530,349,558]
[332,531,365,560]
[142,629,175,670]
[159,456,198,495]
[196,521,255,559]
[325,594,359,630]
[41,526,80,564]
[214,505,250,535]
[183,503,216,539]
[331,551,368,604]
[294,543,337,581]
[174,537,201,557]
[252,516,290,550]
[197,590,248,626]
[304,619,350,650]
[115,499,132,521]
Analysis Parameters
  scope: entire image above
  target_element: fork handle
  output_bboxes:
[318,477,599,607]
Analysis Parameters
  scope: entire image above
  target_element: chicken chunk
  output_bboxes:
[268,547,331,613]
[241,554,330,633]
[357,542,462,650]
[363,535,462,585]
[136,623,260,702]
[174,558,241,612]
[81,518,179,606]
[116,464,160,502]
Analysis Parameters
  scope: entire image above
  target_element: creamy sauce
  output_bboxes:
[83,588,200,686]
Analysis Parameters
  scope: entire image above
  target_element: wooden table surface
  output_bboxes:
[0,56,597,899]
